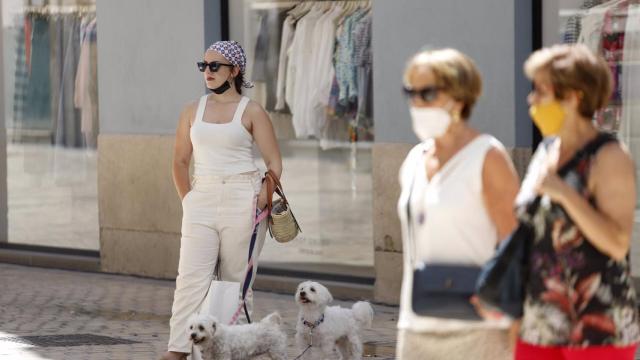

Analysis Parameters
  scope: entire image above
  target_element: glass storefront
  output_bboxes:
[229,0,374,273]
[544,0,639,202]
[2,0,98,251]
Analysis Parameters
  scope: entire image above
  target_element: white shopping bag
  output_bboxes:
[200,280,241,325]
[188,280,241,360]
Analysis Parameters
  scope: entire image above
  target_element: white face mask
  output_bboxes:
[410,105,453,141]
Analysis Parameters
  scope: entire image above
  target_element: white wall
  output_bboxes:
[97,0,207,135]
[372,0,533,147]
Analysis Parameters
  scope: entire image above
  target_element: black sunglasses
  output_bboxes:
[197,61,234,72]
[402,85,443,102]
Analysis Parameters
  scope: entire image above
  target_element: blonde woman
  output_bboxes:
[396,48,519,359]
[514,44,639,360]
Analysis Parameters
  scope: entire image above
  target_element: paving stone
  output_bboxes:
[0,264,397,359]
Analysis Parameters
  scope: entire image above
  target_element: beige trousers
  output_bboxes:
[168,172,267,353]
[396,328,512,360]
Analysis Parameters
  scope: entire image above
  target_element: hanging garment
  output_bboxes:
[88,20,99,147]
[304,4,344,138]
[286,5,324,137]
[274,15,294,112]
[336,9,368,107]
[578,6,608,52]
[602,6,626,101]
[251,8,288,112]
[335,11,358,106]
[620,3,640,154]
[74,17,98,148]
[354,13,373,133]
[53,14,83,148]
[24,15,52,131]
[24,16,32,70]
[12,16,29,134]
[563,0,603,44]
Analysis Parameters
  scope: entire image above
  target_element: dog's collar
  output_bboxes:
[302,314,324,329]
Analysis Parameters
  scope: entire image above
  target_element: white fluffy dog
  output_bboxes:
[294,281,374,360]
[187,312,287,360]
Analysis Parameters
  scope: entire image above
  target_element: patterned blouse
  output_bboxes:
[519,134,640,347]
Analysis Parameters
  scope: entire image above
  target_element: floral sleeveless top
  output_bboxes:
[519,134,640,347]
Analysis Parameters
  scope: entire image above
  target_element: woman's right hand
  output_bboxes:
[470,295,506,321]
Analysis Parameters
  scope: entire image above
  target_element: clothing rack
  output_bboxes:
[251,2,298,10]
[24,4,96,16]
[250,0,370,10]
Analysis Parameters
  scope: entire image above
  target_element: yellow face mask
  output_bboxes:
[529,101,566,137]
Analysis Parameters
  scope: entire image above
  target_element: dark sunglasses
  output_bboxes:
[402,85,442,102]
[197,61,234,72]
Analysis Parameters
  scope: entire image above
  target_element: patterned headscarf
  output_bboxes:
[207,40,254,88]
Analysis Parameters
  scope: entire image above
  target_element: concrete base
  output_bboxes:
[254,274,373,301]
[98,134,182,278]
[0,248,100,272]
[100,228,180,278]
[98,134,182,234]
[372,143,412,304]
[373,251,403,305]
[372,143,413,254]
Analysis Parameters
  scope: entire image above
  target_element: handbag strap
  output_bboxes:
[405,144,428,266]
[556,132,616,177]
[523,132,617,216]
[264,170,287,213]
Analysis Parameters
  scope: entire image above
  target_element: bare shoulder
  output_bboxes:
[244,99,268,118]
[243,100,271,129]
[484,145,514,171]
[482,142,520,186]
[593,141,634,174]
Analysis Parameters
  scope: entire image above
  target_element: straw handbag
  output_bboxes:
[264,170,301,242]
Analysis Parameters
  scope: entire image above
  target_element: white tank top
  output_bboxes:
[397,134,511,332]
[409,135,499,266]
[190,95,257,176]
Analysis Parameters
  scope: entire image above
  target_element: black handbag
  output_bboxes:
[475,133,616,318]
[474,202,538,318]
[412,263,482,320]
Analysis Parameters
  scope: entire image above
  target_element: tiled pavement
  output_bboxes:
[0,263,397,359]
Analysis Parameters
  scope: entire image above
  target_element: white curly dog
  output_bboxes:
[187,312,287,360]
[294,281,374,360]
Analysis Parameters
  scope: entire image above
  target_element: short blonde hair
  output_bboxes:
[406,48,483,120]
[524,44,612,118]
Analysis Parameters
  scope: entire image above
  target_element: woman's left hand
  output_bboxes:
[536,171,571,204]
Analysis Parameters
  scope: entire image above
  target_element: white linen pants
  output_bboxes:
[168,171,267,353]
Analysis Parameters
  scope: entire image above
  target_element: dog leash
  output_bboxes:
[227,207,270,325]
[292,314,325,359]
[293,344,312,360]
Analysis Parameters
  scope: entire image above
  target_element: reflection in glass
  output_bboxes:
[237,0,374,270]
[3,0,98,250]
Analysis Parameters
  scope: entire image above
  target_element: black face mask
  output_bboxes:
[208,80,231,94]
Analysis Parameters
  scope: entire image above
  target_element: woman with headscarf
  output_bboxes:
[160,41,282,360]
